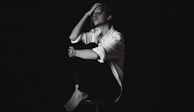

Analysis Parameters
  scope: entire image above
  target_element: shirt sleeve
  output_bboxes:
[92,46,106,63]
[71,29,97,44]
[92,33,124,63]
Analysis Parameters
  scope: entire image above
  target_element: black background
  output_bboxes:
[0,0,176,112]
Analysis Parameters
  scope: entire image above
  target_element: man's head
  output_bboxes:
[91,2,112,27]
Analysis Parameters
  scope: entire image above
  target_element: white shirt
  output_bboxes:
[71,26,125,102]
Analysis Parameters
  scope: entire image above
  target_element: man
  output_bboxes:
[65,2,125,112]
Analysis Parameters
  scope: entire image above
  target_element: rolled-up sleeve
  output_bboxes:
[92,33,123,63]
[92,46,106,63]
[71,33,90,44]
[71,34,82,44]
[71,28,98,44]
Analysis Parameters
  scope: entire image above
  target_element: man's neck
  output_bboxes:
[99,24,110,36]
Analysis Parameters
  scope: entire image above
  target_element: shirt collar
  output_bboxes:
[96,25,114,36]
[107,26,114,35]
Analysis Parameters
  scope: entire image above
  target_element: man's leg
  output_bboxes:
[65,42,120,111]
[87,61,120,102]
[70,42,98,94]
[65,42,98,112]
[70,42,120,100]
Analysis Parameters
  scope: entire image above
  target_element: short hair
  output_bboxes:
[100,1,112,16]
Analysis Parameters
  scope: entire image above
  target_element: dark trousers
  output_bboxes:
[70,42,120,102]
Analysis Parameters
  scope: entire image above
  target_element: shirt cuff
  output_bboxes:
[92,46,105,63]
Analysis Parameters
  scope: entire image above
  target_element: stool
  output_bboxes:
[82,99,114,112]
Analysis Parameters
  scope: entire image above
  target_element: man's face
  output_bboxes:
[92,7,107,26]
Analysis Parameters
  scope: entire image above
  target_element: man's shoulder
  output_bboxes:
[111,26,123,35]
[111,29,124,41]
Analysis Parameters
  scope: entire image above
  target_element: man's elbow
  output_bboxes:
[69,36,75,41]
[69,34,79,41]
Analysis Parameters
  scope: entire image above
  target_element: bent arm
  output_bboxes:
[69,14,89,41]
[69,3,101,41]
[74,49,99,60]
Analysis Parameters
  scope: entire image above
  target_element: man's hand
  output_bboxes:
[68,46,76,57]
[85,3,102,16]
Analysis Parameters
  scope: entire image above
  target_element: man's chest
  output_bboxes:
[94,34,112,45]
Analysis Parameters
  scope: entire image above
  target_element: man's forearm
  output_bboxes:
[74,49,99,60]
[69,14,89,41]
